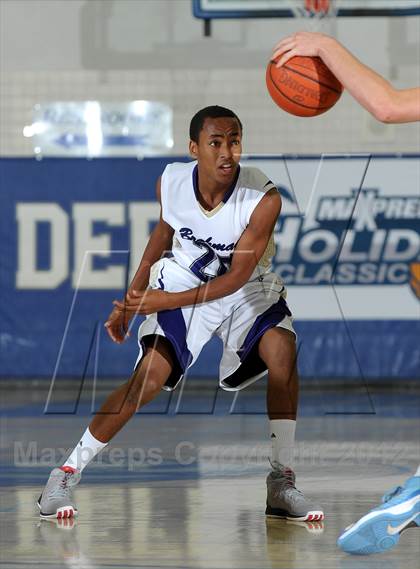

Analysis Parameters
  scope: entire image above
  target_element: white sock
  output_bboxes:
[415,465,420,477]
[269,419,296,470]
[63,427,108,473]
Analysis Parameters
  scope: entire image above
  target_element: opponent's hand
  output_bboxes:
[104,306,131,344]
[113,289,174,316]
[272,31,328,68]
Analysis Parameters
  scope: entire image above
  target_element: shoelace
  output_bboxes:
[276,469,304,498]
[47,471,73,499]
[382,485,403,504]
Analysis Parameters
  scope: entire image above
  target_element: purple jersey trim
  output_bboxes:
[192,164,240,206]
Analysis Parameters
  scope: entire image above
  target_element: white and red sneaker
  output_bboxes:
[265,465,324,522]
[37,466,81,519]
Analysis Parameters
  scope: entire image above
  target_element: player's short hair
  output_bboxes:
[189,106,243,143]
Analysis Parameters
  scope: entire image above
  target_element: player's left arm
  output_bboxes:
[118,189,281,314]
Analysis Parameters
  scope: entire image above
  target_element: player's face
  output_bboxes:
[190,117,242,185]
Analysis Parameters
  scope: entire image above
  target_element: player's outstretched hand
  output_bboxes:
[113,289,174,316]
[272,31,330,68]
[104,306,131,344]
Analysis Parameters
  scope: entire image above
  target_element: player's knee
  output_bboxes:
[263,347,297,384]
[260,333,296,370]
[122,375,158,413]
[132,368,165,403]
[141,372,164,397]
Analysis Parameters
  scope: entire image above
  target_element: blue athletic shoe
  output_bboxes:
[337,475,420,555]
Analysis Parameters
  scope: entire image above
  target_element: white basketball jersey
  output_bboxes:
[160,161,277,283]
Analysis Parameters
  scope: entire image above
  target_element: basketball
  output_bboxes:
[266,55,343,117]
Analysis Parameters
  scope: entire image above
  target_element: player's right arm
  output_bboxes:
[105,177,174,343]
[272,32,420,124]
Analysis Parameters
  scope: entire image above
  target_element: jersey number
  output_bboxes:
[190,239,232,283]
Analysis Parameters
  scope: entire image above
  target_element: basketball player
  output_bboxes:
[38,106,324,524]
[274,32,420,555]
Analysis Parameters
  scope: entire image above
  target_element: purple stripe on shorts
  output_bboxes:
[157,266,165,290]
[237,296,292,362]
[157,309,193,372]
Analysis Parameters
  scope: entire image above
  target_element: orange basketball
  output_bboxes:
[266,56,343,117]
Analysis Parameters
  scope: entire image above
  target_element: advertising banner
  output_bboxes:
[23,102,173,157]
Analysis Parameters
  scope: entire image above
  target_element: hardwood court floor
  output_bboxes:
[1,381,419,568]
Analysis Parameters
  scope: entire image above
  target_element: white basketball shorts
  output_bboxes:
[135,257,295,392]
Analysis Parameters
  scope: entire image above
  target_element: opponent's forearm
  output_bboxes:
[318,37,398,120]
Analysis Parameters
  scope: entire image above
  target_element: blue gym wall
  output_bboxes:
[1,156,419,380]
